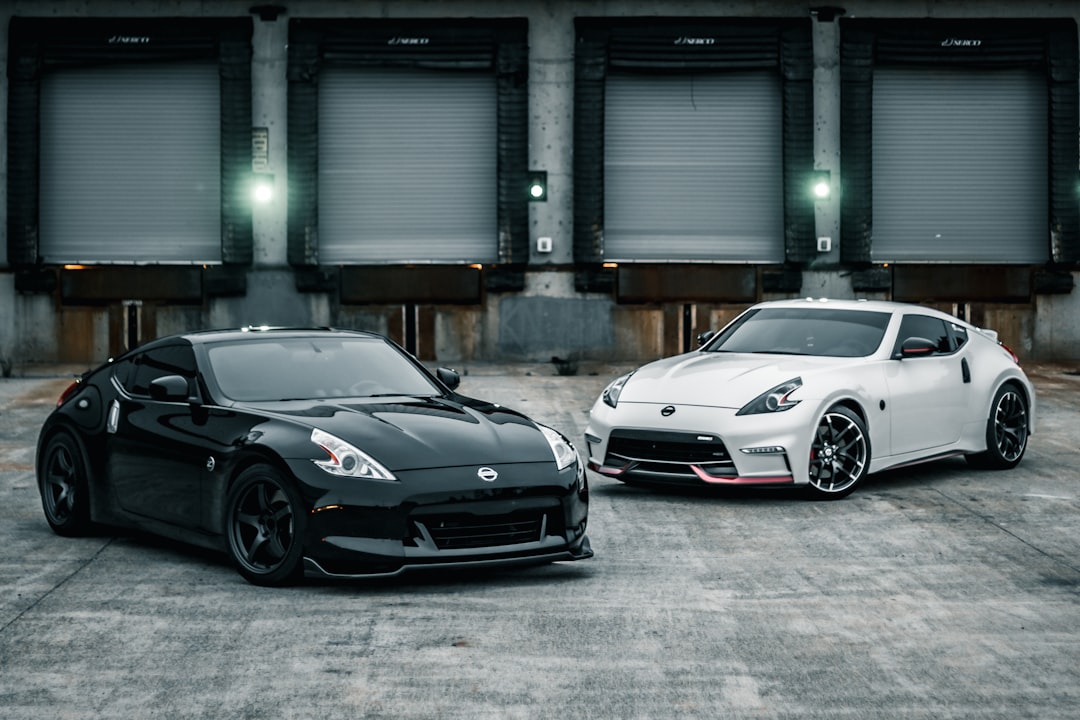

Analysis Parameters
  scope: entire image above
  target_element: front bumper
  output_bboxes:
[305,535,594,580]
[286,458,591,579]
[585,401,814,488]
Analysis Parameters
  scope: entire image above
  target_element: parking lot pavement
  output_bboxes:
[1,362,1079,719]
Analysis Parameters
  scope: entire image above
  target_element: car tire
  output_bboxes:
[38,430,94,536]
[806,405,869,500]
[225,464,307,587]
[965,383,1029,470]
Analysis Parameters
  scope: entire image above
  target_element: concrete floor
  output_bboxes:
[1,361,1078,719]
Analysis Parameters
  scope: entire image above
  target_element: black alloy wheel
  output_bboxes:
[39,431,93,536]
[966,383,1029,470]
[225,464,307,586]
[807,405,869,500]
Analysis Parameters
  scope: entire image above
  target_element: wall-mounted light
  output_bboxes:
[527,170,547,202]
[251,173,275,205]
[811,170,832,200]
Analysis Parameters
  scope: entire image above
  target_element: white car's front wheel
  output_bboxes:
[806,406,869,500]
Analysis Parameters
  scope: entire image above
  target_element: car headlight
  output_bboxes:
[538,424,578,471]
[736,377,803,416]
[310,428,396,480]
[602,373,633,408]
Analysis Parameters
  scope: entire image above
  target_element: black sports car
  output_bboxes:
[36,327,592,585]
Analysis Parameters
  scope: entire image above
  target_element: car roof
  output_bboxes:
[755,297,955,317]
[136,327,385,350]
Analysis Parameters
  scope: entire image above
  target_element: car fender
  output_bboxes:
[983,369,1037,435]
[963,335,1036,436]
[791,361,887,461]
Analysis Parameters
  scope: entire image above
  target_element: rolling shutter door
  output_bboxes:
[871,67,1048,263]
[39,62,222,264]
[603,70,784,262]
[318,68,497,264]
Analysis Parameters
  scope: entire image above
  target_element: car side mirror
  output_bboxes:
[149,374,192,402]
[436,367,461,391]
[898,336,938,359]
[697,330,716,347]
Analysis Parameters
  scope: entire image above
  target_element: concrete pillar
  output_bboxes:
[250,11,289,267]
[811,9,842,271]
[527,3,576,266]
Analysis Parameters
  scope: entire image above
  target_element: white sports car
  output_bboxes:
[585,298,1035,499]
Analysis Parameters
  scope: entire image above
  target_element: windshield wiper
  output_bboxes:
[750,350,811,356]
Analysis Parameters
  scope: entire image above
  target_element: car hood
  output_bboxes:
[617,352,859,409]
[255,396,555,471]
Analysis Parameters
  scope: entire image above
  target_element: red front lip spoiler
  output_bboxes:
[589,461,793,486]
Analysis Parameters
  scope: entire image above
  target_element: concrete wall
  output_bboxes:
[2,0,1080,367]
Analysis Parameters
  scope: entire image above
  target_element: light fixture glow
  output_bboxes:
[527,170,547,202]
[253,182,273,204]
[810,170,832,200]
[250,173,275,205]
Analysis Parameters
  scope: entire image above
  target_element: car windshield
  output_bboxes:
[206,336,441,401]
[705,307,891,358]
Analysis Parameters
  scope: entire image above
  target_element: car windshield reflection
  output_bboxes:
[206,337,440,402]
[706,308,891,358]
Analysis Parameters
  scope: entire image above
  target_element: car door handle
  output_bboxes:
[107,399,121,433]
[961,357,971,384]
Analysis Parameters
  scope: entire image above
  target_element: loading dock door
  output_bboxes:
[39,63,222,264]
[603,70,784,263]
[318,68,498,264]
[871,67,1048,263]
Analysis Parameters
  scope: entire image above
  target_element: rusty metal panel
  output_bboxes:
[616,265,757,303]
[661,304,683,357]
[892,266,1031,303]
[611,306,664,361]
[418,306,437,361]
[57,308,102,364]
[973,304,1034,360]
[61,268,202,304]
[340,266,482,305]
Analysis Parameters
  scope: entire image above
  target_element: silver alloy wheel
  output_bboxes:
[808,409,868,496]
[991,387,1028,463]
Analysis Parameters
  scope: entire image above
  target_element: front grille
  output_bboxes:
[605,429,735,479]
[607,430,731,464]
[414,511,545,550]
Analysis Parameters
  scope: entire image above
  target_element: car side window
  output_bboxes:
[895,315,954,356]
[111,357,134,389]
[125,344,198,397]
[950,323,969,351]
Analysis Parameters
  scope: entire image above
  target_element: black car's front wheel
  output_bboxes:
[225,464,307,586]
[39,431,93,536]
[966,383,1029,470]
[806,406,869,500]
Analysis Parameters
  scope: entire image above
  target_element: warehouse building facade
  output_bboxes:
[2,0,1078,366]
